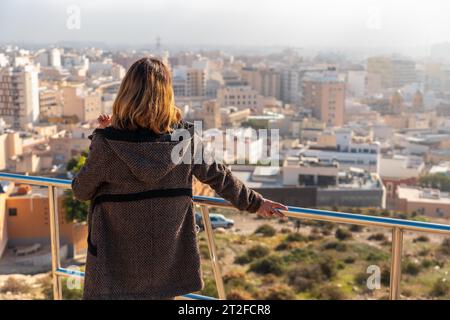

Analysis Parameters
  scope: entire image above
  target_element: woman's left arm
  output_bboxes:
[71,132,106,201]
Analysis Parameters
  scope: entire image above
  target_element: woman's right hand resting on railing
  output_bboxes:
[256,198,288,219]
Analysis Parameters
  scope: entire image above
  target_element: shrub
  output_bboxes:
[287,266,321,292]
[280,227,292,234]
[318,256,338,280]
[402,261,422,276]
[368,233,386,241]
[223,270,246,284]
[439,238,450,255]
[226,289,253,300]
[234,254,252,265]
[275,242,293,251]
[308,234,323,241]
[413,235,430,243]
[285,233,307,243]
[0,277,31,294]
[349,224,364,232]
[249,255,285,276]
[344,256,356,264]
[247,245,270,259]
[284,248,318,263]
[322,241,347,252]
[430,279,450,298]
[254,224,276,237]
[380,268,390,287]
[421,259,434,269]
[335,227,352,241]
[264,285,296,300]
[314,284,347,300]
[418,248,430,256]
[200,278,218,298]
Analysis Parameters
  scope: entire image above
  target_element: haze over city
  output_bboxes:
[2,0,450,52]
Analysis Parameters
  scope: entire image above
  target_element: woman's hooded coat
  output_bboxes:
[71,122,263,299]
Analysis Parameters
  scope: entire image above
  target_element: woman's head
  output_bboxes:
[111,57,181,133]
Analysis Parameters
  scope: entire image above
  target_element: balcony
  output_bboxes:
[1,171,450,300]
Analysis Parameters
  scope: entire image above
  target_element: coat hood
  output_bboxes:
[90,123,195,185]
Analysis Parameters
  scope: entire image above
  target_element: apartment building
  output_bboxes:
[301,128,380,173]
[302,70,345,127]
[217,84,266,114]
[39,87,63,119]
[62,84,102,122]
[241,67,281,99]
[0,65,39,129]
[172,66,206,97]
[367,56,417,89]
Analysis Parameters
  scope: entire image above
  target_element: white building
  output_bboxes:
[301,128,380,173]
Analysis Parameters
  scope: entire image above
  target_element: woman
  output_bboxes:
[71,57,287,300]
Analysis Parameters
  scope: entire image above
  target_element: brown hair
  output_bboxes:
[111,57,181,133]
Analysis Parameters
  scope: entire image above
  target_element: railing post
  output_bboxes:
[199,205,226,300]
[48,185,62,300]
[389,227,403,300]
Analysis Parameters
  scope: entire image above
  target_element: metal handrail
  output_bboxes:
[1,171,450,300]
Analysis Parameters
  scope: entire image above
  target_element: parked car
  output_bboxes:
[195,212,234,230]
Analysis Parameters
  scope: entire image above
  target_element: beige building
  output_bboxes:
[62,84,102,122]
[241,67,281,99]
[202,100,222,129]
[221,107,251,127]
[217,84,273,114]
[302,72,345,127]
[172,67,206,97]
[0,65,40,129]
[367,56,416,89]
[395,186,450,218]
[0,185,88,259]
[0,132,23,170]
[39,87,63,119]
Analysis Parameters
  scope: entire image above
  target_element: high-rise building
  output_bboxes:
[172,66,206,97]
[241,67,281,99]
[302,70,345,127]
[367,56,416,89]
[0,65,39,129]
[280,69,301,105]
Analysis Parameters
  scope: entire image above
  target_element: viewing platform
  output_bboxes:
[1,172,450,300]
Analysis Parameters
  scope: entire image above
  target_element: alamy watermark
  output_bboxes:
[66,5,81,30]
[169,121,280,167]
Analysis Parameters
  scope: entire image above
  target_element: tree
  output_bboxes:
[419,173,450,192]
[63,153,89,222]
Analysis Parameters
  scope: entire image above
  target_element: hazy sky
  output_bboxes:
[1,0,450,48]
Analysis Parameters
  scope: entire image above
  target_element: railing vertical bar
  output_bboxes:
[48,185,62,300]
[389,227,403,300]
[199,205,226,300]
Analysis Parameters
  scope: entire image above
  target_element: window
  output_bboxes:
[8,208,17,216]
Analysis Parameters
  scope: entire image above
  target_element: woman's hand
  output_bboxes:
[97,114,112,129]
[256,198,288,218]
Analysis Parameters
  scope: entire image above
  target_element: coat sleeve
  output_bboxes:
[71,132,106,201]
[192,135,263,213]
